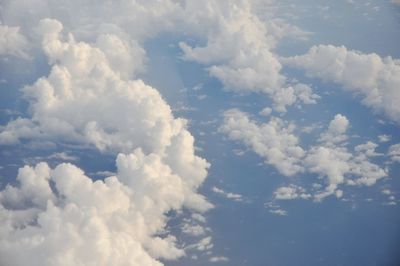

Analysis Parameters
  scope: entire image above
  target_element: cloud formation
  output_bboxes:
[0,19,211,266]
[220,109,305,176]
[179,1,319,112]
[220,109,388,200]
[0,24,28,58]
[282,45,400,124]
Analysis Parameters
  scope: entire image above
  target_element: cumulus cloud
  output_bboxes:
[318,114,349,145]
[179,1,319,112]
[0,156,189,266]
[305,118,387,200]
[0,19,211,266]
[282,45,400,124]
[220,110,387,200]
[1,0,319,114]
[220,109,305,176]
[1,19,182,153]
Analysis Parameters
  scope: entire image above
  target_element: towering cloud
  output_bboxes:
[0,19,211,266]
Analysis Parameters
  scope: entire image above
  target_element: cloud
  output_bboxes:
[273,185,311,200]
[305,119,387,200]
[186,236,213,251]
[209,256,229,263]
[212,186,244,202]
[318,114,349,145]
[378,134,391,143]
[388,144,400,163]
[0,24,29,58]
[220,110,388,200]
[47,152,78,162]
[0,154,191,265]
[269,209,288,216]
[282,45,400,124]
[0,149,211,265]
[178,1,319,112]
[0,19,211,266]
[1,0,318,114]
[182,223,207,236]
[220,109,305,176]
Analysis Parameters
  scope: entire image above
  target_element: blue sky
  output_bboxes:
[0,1,399,265]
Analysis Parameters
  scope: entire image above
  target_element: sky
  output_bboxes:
[0,1,399,265]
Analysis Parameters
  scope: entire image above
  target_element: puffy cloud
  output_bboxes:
[318,114,349,145]
[0,147,211,265]
[1,19,183,154]
[179,1,319,112]
[0,154,193,266]
[220,111,387,200]
[1,0,319,113]
[306,119,387,200]
[220,109,305,176]
[0,19,211,266]
[0,24,28,58]
[273,185,311,200]
[282,45,400,124]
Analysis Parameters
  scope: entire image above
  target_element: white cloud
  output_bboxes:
[209,256,229,263]
[191,213,206,223]
[221,110,387,201]
[182,223,207,236]
[259,107,272,117]
[0,24,28,58]
[0,155,194,265]
[178,1,319,112]
[47,152,78,162]
[318,114,349,145]
[212,186,243,202]
[378,134,391,143]
[305,117,386,200]
[273,185,311,200]
[282,45,400,124]
[0,19,211,266]
[220,109,305,176]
